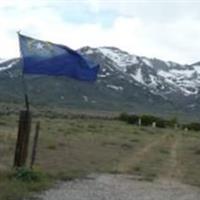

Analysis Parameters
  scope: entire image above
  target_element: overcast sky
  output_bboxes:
[1,0,200,64]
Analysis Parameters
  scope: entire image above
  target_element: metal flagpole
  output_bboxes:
[21,73,30,111]
[17,31,30,111]
[13,31,31,168]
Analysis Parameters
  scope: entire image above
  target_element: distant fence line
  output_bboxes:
[1,105,200,131]
[118,112,200,131]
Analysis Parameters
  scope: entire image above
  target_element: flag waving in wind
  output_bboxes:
[18,34,99,81]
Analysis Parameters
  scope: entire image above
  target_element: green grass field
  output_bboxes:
[0,113,200,199]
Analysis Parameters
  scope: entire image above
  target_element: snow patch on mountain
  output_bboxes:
[149,75,158,86]
[107,84,123,91]
[98,74,107,78]
[130,68,145,84]
[0,60,18,71]
[157,68,200,95]
[98,72,110,78]
[158,70,171,79]
[158,69,195,80]
[0,59,9,64]
[165,62,172,67]
[83,48,93,54]
[193,65,200,73]
[142,58,153,68]
[170,69,195,78]
[99,47,138,72]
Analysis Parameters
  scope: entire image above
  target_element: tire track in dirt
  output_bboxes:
[117,134,168,173]
[158,134,182,182]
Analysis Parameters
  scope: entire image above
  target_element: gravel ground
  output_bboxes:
[37,174,200,200]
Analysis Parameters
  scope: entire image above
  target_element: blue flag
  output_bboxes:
[18,34,99,81]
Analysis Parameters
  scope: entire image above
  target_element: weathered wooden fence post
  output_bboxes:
[30,121,40,169]
[152,122,156,128]
[138,118,142,126]
[14,110,31,168]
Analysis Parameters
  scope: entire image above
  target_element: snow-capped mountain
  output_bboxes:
[0,46,200,118]
[82,46,200,97]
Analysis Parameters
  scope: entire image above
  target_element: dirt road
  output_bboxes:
[36,174,200,200]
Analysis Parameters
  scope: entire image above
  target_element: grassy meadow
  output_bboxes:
[0,112,200,199]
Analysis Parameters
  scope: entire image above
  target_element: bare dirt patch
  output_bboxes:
[36,174,200,200]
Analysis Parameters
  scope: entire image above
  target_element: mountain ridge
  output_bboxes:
[0,46,200,119]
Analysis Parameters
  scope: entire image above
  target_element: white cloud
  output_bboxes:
[0,0,200,64]
[86,0,101,13]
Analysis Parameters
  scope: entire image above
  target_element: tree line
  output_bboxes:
[118,113,200,131]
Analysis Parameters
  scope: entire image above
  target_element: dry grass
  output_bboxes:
[0,114,200,199]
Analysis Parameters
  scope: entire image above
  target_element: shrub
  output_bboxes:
[118,112,129,122]
[156,118,166,128]
[140,115,157,126]
[140,115,166,128]
[187,122,200,131]
[118,113,139,125]
[127,115,139,124]
[12,167,44,182]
